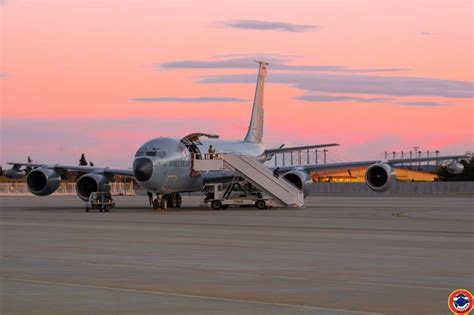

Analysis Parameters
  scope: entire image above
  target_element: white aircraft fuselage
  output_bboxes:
[132,137,265,193]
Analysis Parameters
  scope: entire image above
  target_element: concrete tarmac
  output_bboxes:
[1,195,473,314]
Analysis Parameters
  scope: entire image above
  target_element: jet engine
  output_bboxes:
[5,168,26,180]
[447,161,464,175]
[282,169,312,197]
[365,163,396,192]
[76,173,111,201]
[26,168,61,196]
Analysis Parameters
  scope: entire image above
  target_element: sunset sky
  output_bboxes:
[1,0,473,167]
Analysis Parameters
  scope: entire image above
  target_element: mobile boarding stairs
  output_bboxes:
[192,153,304,208]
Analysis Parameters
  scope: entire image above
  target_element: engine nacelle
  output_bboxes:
[365,163,396,192]
[447,161,464,175]
[5,168,25,179]
[76,173,111,201]
[26,168,61,196]
[282,169,312,197]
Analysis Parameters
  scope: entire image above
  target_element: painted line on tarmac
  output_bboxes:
[0,255,451,292]
[349,280,449,291]
[1,277,381,315]
[2,219,471,235]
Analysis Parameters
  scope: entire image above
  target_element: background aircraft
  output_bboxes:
[6,62,467,208]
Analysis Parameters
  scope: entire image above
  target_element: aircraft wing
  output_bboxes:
[273,154,469,173]
[265,143,339,155]
[6,162,134,177]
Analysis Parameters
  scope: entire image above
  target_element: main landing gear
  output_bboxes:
[166,193,182,208]
[152,193,182,211]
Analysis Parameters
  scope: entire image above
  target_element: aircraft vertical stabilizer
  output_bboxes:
[244,61,268,143]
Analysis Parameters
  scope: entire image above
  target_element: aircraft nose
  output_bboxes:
[133,158,153,182]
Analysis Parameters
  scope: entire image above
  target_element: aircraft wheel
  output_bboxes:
[172,194,178,208]
[166,194,175,208]
[152,199,160,210]
[176,194,182,208]
[211,200,222,210]
[255,200,266,210]
[85,207,89,212]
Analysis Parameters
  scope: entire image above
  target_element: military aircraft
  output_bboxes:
[6,61,467,208]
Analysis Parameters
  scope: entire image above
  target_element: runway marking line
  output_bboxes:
[0,277,381,315]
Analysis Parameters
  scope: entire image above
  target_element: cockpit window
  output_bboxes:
[145,151,157,157]
[135,149,167,158]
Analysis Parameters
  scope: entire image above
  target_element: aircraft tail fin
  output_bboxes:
[244,61,268,143]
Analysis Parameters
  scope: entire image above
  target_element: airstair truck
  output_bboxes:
[202,180,273,210]
[193,153,304,209]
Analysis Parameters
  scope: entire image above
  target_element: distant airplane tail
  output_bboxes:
[244,61,268,143]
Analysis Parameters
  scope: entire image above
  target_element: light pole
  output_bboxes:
[418,150,422,169]
[413,146,419,169]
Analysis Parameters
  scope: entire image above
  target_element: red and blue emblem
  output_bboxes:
[449,289,473,314]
